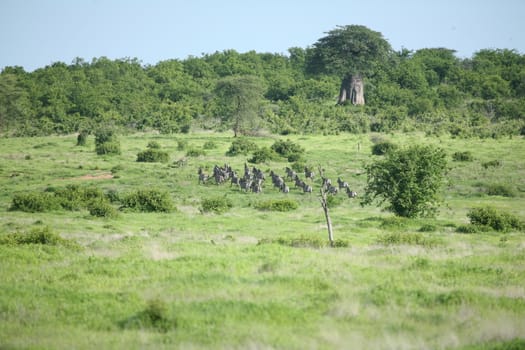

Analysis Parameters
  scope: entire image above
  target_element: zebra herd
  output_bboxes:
[197,164,358,198]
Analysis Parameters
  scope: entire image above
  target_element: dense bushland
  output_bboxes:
[1,25,524,137]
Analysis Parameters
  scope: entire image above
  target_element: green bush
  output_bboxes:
[456,224,487,234]
[0,226,78,249]
[95,130,121,155]
[248,147,277,164]
[362,145,447,217]
[485,183,516,197]
[137,149,169,163]
[76,131,88,146]
[200,196,233,214]
[186,148,206,157]
[119,298,176,333]
[452,151,474,162]
[176,140,188,151]
[203,140,217,149]
[270,139,305,161]
[326,195,344,208]
[95,141,121,155]
[371,141,398,155]
[53,185,105,210]
[226,138,258,156]
[88,199,119,218]
[467,206,523,232]
[121,189,174,213]
[10,192,60,212]
[255,199,299,212]
[482,160,502,169]
[147,141,161,149]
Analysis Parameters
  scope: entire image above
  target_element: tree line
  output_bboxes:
[1,25,524,137]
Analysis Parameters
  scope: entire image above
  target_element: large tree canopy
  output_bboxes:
[306,25,393,78]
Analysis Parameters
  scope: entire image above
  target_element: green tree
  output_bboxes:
[361,145,447,217]
[214,75,266,137]
[307,25,392,104]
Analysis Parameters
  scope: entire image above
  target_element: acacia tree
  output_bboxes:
[214,75,265,137]
[361,145,447,217]
[307,25,392,105]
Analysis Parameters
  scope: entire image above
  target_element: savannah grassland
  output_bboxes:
[0,131,524,350]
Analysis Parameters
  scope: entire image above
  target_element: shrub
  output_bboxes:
[137,149,169,163]
[255,199,299,212]
[119,298,176,333]
[95,130,121,155]
[362,145,447,218]
[95,141,121,155]
[53,185,105,210]
[10,192,60,212]
[452,151,474,162]
[270,139,305,162]
[226,137,258,156]
[418,224,437,232]
[121,189,174,213]
[185,148,206,157]
[200,196,233,214]
[485,183,516,197]
[326,195,344,208]
[88,199,119,218]
[371,141,398,155]
[76,131,88,146]
[456,224,485,234]
[147,141,161,149]
[0,226,78,249]
[176,140,188,151]
[467,206,523,232]
[482,160,502,169]
[203,140,217,149]
[291,159,307,173]
[248,147,277,164]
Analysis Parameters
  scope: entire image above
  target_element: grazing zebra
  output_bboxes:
[302,183,313,194]
[198,168,209,184]
[327,184,339,195]
[230,172,240,187]
[346,187,357,198]
[285,167,296,180]
[304,167,315,181]
[239,178,252,192]
[337,177,349,189]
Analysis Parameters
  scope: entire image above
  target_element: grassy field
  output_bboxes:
[1,131,524,350]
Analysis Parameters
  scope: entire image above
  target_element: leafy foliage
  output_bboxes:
[467,207,523,232]
[226,137,258,156]
[248,147,277,164]
[200,196,233,214]
[270,139,305,161]
[121,189,174,213]
[362,145,448,217]
[452,151,474,162]
[371,141,398,155]
[254,199,299,212]
[0,226,78,248]
[136,149,169,163]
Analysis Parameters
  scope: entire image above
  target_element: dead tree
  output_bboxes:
[318,166,334,247]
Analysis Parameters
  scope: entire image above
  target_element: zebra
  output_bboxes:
[230,171,240,187]
[337,177,349,189]
[304,167,315,181]
[302,183,313,194]
[280,182,290,193]
[346,187,357,198]
[198,168,209,184]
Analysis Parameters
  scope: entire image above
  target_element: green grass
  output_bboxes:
[0,131,524,349]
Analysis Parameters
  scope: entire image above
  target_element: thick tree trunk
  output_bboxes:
[337,75,365,105]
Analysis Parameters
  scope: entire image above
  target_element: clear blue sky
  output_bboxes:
[1,0,524,72]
